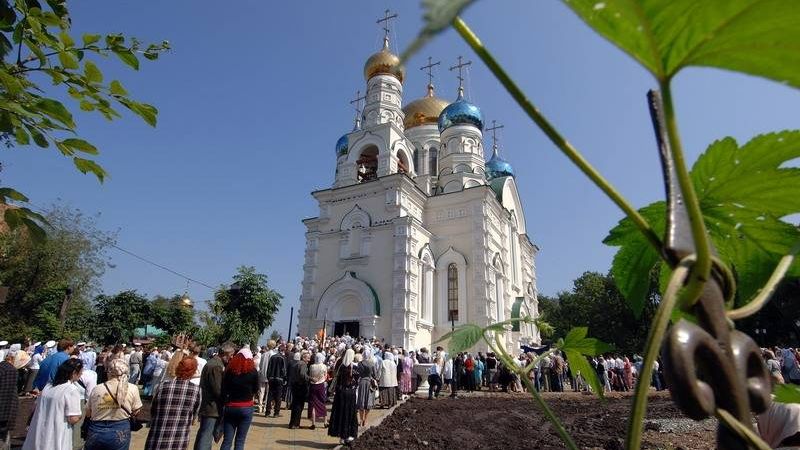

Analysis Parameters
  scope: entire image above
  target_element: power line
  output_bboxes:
[21,201,218,291]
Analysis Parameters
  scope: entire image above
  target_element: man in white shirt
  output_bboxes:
[71,352,97,450]
[190,345,207,386]
[257,341,277,414]
[427,358,443,399]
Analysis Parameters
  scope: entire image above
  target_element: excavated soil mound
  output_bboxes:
[351,391,716,450]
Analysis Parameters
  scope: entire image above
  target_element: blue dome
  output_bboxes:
[335,134,349,156]
[486,149,514,179]
[438,92,483,132]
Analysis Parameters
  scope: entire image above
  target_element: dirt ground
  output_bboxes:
[350,391,716,450]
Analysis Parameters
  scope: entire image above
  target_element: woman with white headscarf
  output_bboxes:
[307,352,327,429]
[84,358,142,450]
[327,349,359,445]
[378,352,398,408]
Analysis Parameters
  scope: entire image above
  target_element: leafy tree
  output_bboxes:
[192,310,223,349]
[92,290,150,344]
[0,203,114,341]
[0,0,168,238]
[210,266,282,346]
[149,294,195,337]
[538,271,658,356]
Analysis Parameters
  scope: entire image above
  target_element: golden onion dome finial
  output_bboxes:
[364,9,404,83]
[402,82,449,130]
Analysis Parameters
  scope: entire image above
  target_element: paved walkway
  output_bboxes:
[130,402,399,450]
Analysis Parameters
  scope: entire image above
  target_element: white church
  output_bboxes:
[296,23,540,353]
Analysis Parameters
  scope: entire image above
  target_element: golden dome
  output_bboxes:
[363,38,405,83]
[402,85,449,129]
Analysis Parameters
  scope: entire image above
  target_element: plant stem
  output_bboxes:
[485,332,579,450]
[728,241,800,320]
[452,16,663,255]
[626,255,693,450]
[715,408,772,450]
[658,81,711,307]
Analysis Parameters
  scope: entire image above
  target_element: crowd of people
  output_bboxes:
[2,337,800,449]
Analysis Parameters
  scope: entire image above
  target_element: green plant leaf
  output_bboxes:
[604,202,665,316]
[58,50,78,69]
[84,60,102,83]
[82,33,100,46]
[564,349,605,399]
[109,79,127,96]
[561,327,613,356]
[605,131,800,312]
[73,157,107,182]
[119,99,157,126]
[774,383,800,404]
[61,138,98,155]
[400,0,476,62]
[433,324,483,353]
[0,187,30,202]
[113,48,139,70]
[35,98,75,128]
[3,207,48,243]
[26,125,49,148]
[58,30,74,48]
[563,0,800,88]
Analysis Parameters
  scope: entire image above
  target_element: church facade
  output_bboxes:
[296,33,540,353]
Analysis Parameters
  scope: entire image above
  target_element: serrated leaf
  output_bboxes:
[774,383,800,404]
[605,131,800,311]
[564,349,605,399]
[61,138,98,155]
[82,33,100,46]
[73,157,107,182]
[433,324,483,353]
[604,202,665,316]
[113,48,138,70]
[84,60,102,83]
[400,0,476,62]
[58,50,78,69]
[109,79,127,96]
[563,0,800,89]
[120,99,157,126]
[561,326,613,356]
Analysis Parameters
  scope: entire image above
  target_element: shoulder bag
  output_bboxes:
[104,383,143,431]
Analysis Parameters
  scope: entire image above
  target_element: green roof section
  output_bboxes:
[511,297,525,332]
[350,271,381,316]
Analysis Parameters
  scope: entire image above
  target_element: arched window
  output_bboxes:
[447,263,458,321]
[413,149,421,175]
[428,146,438,176]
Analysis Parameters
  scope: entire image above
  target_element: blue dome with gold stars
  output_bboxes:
[486,147,514,179]
[438,91,483,132]
[335,134,349,156]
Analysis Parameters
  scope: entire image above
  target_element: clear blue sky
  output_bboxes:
[7,1,799,338]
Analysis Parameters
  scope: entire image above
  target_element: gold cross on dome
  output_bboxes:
[376,9,398,42]
[449,56,472,94]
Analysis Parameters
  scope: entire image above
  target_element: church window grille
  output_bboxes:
[447,263,458,322]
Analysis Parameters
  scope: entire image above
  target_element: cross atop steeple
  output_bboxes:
[486,120,504,151]
[350,90,366,129]
[420,57,441,88]
[449,56,472,97]
[376,9,398,47]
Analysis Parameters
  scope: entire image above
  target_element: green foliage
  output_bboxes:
[0,203,114,342]
[559,327,612,399]
[539,272,658,355]
[149,295,196,337]
[0,0,168,238]
[400,0,475,62]
[210,266,282,346]
[434,324,484,353]
[606,132,800,313]
[774,383,800,404]
[92,290,150,344]
[563,0,800,88]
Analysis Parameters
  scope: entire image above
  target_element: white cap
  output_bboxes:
[77,342,86,346]
[0,341,8,346]
[33,342,41,347]
[45,340,56,348]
